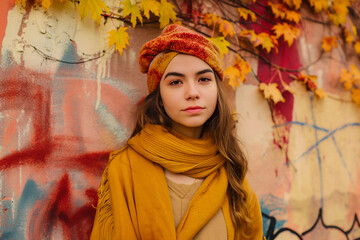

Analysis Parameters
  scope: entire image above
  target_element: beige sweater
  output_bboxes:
[166,178,227,239]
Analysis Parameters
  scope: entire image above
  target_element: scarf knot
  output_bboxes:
[128,124,225,178]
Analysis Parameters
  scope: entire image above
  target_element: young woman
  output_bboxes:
[90,24,264,240]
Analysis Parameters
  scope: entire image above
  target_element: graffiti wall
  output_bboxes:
[0,1,359,240]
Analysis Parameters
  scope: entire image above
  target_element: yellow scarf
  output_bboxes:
[91,124,235,239]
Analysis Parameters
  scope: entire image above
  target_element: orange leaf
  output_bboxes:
[344,28,354,43]
[314,88,327,99]
[285,10,301,23]
[351,89,360,106]
[295,73,318,90]
[41,0,52,9]
[108,27,130,55]
[308,0,329,12]
[259,83,285,104]
[283,0,302,9]
[267,2,286,19]
[225,66,242,90]
[218,20,235,37]
[340,68,354,90]
[256,32,278,53]
[321,36,338,52]
[203,13,220,27]
[272,23,300,46]
[238,7,257,21]
[233,54,251,77]
[354,40,360,54]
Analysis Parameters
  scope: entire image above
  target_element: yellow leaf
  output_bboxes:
[352,25,357,37]
[41,0,52,10]
[256,32,278,53]
[259,83,285,104]
[351,89,360,106]
[272,23,300,46]
[218,20,235,37]
[225,66,242,90]
[238,7,257,21]
[328,0,349,26]
[209,37,230,58]
[158,0,177,28]
[340,68,354,90]
[122,0,143,28]
[321,36,338,52]
[354,40,360,54]
[314,88,327,99]
[285,10,301,23]
[108,27,130,55]
[308,0,329,12]
[203,13,220,27]
[140,0,160,19]
[78,0,109,24]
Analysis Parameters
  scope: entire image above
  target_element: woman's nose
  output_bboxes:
[185,82,200,100]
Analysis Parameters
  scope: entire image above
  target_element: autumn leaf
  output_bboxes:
[272,23,300,46]
[225,66,242,89]
[122,0,143,28]
[340,68,354,90]
[285,10,301,23]
[209,37,230,58]
[233,54,251,77]
[41,0,52,10]
[268,2,286,19]
[218,20,235,37]
[140,0,160,19]
[256,32,278,53]
[321,36,338,52]
[354,40,360,54]
[344,28,354,43]
[203,13,220,27]
[78,0,109,24]
[294,73,318,90]
[328,1,349,26]
[108,27,130,55]
[283,0,302,9]
[308,0,329,12]
[158,0,177,28]
[259,83,285,104]
[314,88,327,99]
[351,89,360,106]
[238,7,257,21]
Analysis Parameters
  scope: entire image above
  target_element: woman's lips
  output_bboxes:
[183,106,204,113]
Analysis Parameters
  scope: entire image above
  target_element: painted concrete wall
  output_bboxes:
[0,1,359,240]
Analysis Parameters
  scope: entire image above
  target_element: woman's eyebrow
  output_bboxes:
[196,69,214,75]
[164,72,184,79]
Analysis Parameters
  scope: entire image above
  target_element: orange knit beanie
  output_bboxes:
[139,24,223,93]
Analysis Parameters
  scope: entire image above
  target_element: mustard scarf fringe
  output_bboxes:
[90,124,235,239]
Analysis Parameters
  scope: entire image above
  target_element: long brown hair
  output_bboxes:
[130,75,251,239]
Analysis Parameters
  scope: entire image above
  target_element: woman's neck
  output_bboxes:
[171,122,203,139]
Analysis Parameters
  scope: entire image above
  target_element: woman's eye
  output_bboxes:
[199,77,211,82]
[170,80,182,85]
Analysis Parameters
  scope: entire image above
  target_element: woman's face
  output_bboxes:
[159,54,218,138]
